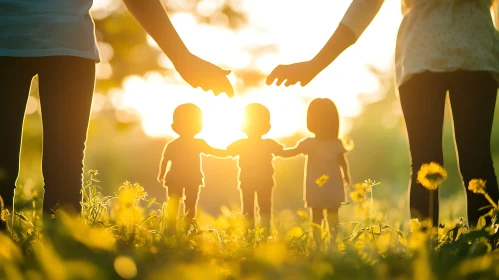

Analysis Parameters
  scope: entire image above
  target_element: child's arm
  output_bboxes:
[339,154,351,186]
[203,146,232,158]
[277,147,303,158]
[201,140,236,158]
[275,139,308,158]
[157,145,170,183]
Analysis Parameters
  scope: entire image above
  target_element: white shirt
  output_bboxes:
[341,0,499,87]
[0,0,100,61]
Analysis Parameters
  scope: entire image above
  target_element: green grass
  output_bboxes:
[1,170,499,280]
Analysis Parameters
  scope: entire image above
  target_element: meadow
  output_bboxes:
[2,168,499,280]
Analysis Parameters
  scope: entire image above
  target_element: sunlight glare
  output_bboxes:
[109,0,403,144]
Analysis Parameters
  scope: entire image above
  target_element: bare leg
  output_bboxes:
[241,189,255,229]
[311,208,325,250]
[256,189,273,239]
[184,186,200,232]
[166,193,181,235]
[326,208,339,248]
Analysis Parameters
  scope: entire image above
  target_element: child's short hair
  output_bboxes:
[307,98,339,139]
[172,103,203,136]
[242,103,271,137]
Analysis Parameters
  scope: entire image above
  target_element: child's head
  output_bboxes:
[171,103,203,137]
[307,98,340,139]
[241,103,271,138]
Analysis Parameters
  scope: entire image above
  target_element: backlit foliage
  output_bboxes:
[1,170,499,279]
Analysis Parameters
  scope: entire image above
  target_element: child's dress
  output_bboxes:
[295,138,347,209]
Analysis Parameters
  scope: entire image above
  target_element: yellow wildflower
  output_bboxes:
[316,174,329,187]
[1,208,9,222]
[417,162,447,191]
[350,190,366,203]
[409,218,420,233]
[468,179,487,195]
[116,181,147,207]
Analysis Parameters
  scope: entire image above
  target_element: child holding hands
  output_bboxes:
[279,98,350,248]
[227,103,283,236]
[158,103,227,234]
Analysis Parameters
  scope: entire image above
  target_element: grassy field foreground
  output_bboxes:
[1,170,499,280]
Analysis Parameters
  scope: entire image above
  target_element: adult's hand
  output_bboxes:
[122,0,234,97]
[266,61,320,87]
[266,24,358,88]
[175,53,234,97]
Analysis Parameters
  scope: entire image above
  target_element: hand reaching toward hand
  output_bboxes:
[175,53,234,97]
[266,60,321,87]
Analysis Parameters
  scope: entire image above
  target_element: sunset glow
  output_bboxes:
[91,0,403,147]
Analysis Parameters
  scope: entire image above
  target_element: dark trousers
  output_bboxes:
[0,56,95,222]
[399,71,499,227]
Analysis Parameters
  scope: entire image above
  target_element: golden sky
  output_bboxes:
[90,0,403,148]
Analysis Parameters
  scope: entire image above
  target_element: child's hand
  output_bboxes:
[157,176,164,184]
[344,175,351,186]
[266,60,321,87]
[175,52,234,97]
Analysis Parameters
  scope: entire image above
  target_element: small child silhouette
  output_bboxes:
[279,98,351,249]
[227,103,283,234]
[157,103,227,234]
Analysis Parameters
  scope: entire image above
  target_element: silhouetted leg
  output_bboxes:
[0,57,36,231]
[311,208,324,249]
[326,208,339,245]
[256,188,273,239]
[449,71,499,227]
[241,189,255,229]
[399,72,446,227]
[166,192,181,235]
[184,185,200,232]
[37,56,95,215]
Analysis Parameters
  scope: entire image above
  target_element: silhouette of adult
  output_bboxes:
[267,0,499,227]
[0,0,234,229]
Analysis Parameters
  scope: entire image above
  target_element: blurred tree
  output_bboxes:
[92,0,263,92]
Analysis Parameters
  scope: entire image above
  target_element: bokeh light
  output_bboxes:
[92,0,402,146]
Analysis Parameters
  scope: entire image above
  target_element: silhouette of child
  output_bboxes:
[227,103,283,234]
[157,103,227,234]
[278,98,350,248]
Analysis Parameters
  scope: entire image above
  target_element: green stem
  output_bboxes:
[484,193,498,208]
[429,190,434,227]
[370,191,374,217]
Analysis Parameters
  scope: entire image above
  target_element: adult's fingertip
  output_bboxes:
[265,77,274,86]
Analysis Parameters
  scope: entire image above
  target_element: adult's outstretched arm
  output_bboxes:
[267,0,384,87]
[122,0,234,97]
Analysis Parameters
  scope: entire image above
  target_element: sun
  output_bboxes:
[116,74,309,148]
[196,96,246,149]
[197,91,308,149]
